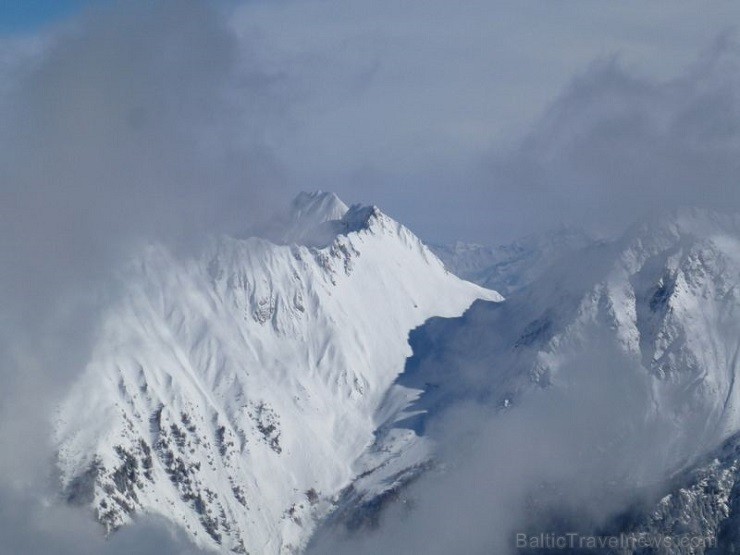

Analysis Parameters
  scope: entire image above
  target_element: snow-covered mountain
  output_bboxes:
[325,208,740,552]
[53,191,499,554]
[430,208,740,451]
[55,194,740,554]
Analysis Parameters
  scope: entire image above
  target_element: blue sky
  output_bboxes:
[0,0,93,33]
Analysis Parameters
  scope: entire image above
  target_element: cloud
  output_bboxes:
[0,1,283,552]
[0,484,207,555]
[0,0,283,317]
[233,1,740,244]
[309,324,690,555]
[479,31,740,240]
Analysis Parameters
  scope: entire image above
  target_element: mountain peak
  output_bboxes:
[280,192,395,248]
[289,191,349,222]
[280,191,350,246]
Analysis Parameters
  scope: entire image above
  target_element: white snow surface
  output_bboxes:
[54,192,499,554]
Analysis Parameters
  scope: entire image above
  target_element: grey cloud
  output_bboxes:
[481,32,740,241]
[0,485,206,555]
[0,1,283,552]
[310,328,685,555]
[1,0,283,319]
[236,1,740,244]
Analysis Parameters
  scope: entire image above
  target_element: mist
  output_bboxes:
[0,487,206,555]
[232,1,740,243]
[482,32,740,241]
[309,313,705,555]
[0,1,281,552]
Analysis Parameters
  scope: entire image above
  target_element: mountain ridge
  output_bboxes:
[312,207,740,554]
[54,191,499,553]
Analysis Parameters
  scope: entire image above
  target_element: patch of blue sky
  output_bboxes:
[0,0,93,34]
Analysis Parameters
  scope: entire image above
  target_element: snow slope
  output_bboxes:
[54,192,499,554]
